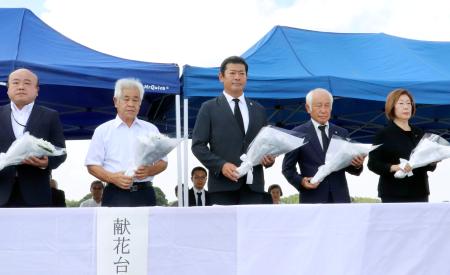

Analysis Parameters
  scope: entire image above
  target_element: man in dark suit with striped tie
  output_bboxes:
[282,88,365,203]
[192,56,275,205]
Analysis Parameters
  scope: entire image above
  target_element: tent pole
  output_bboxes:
[183,98,189,207]
[175,95,183,207]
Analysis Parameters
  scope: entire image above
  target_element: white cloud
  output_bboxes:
[40,0,450,69]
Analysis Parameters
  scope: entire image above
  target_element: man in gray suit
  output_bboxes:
[282,88,365,203]
[192,56,275,205]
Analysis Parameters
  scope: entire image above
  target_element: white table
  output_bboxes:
[1,203,449,275]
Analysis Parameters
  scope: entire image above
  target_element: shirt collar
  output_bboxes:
[192,187,204,193]
[113,115,142,128]
[11,101,34,114]
[223,90,246,104]
[311,118,329,129]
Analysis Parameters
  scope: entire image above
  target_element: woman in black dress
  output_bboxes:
[368,89,436,203]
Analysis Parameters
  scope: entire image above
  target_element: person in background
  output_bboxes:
[0,68,66,207]
[189,166,210,206]
[282,88,364,203]
[80,180,104,207]
[50,178,66,207]
[268,184,283,204]
[85,78,168,207]
[192,56,275,205]
[368,88,436,203]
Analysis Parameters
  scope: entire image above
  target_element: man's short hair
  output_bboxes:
[90,180,104,189]
[384,88,416,121]
[305,88,334,108]
[191,166,207,177]
[7,68,39,88]
[268,184,283,196]
[220,56,248,75]
[114,78,144,101]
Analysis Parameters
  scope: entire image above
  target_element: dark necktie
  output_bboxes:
[318,125,329,152]
[232,98,245,134]
[197,192,203,206]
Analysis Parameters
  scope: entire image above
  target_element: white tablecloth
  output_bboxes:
[1,203,450,275]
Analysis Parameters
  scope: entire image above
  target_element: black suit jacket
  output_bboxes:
[282,121,362,203]
[51,187,66,207]
[0,104,66,206]
[188,188,211,206]
[192,94,268,193]
[368,121,434,199]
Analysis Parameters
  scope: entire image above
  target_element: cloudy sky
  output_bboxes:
[2,0,450,202]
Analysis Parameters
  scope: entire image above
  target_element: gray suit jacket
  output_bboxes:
[192,94,267,193]
[282,120,362,203]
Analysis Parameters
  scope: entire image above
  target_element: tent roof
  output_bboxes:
[182,26,450,142]
[0,8,180,139]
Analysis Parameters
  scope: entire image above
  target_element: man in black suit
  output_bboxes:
[0,68,66,207]
[50,178,66,207]
[192,56,275,205]
[282,88,365,203]
[188,166,210,206]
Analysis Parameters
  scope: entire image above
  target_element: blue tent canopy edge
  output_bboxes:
[181,25,450,143]
[0,8,180,139]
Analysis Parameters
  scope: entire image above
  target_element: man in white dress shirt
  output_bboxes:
[85,78,168,207]
[79,180,104,207]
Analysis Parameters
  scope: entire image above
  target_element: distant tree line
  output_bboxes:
[65,186,169,207]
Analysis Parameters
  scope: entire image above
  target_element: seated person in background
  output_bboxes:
[50,178,66,207]
[189,166,211,206]
[80,180,104,207]
[268,184,283,204]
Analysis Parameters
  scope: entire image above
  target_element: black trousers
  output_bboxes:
[102,182,156,207]
[381,195,429,203]
[4,178,51,207]
[209,181,267,205]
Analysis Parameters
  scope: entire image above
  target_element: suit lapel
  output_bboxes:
[1,105,16,142]
[23,104,39,135]
[328,123,341,139]
[245,97,255,137]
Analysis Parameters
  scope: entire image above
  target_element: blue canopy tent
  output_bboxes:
[182,26,450,143]
[0,8,180,139]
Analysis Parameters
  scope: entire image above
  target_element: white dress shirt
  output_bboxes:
[193,187,205,206]
[10,101,34,139]
[85,115,167,182]
[223,91,249,133]
[79,198,101,207]
[311,119,329,150]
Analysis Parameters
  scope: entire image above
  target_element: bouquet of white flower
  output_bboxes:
[125,132,180,177]
[0,132,66,171]
[394,133,450,179]
[310,136,379,185]
[236,125,306,178]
